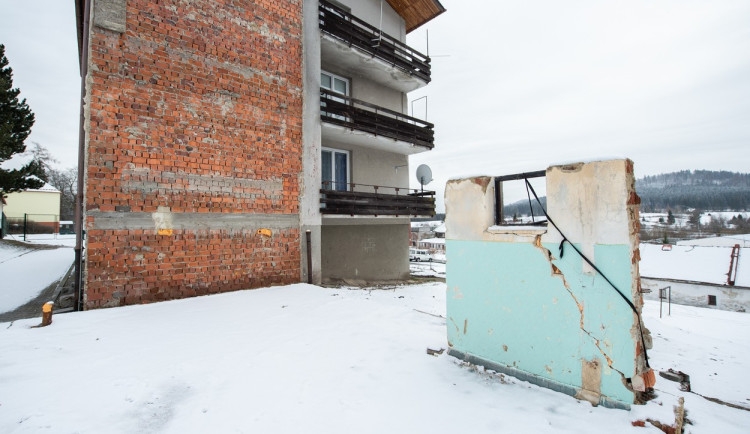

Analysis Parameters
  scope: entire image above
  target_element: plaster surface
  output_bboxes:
[444,160,647,407]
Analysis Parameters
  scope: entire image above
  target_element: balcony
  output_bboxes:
[319,0,431,93]
[320,181,436,217]
[321,89,434,154]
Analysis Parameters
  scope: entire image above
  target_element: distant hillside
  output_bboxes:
[637,170,750,211]
[503,197,546,220]
[504,170,750,216]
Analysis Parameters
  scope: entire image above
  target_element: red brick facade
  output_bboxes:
[83,0,304,308]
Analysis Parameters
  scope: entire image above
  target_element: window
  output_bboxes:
[708,295,717,306]
[322,147,350,191]
[321,71,350,121]
[321,71,349,96]
[492,172,548,226]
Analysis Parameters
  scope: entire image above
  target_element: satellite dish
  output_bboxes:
[416,164,433,187]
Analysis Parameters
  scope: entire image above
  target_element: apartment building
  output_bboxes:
[74,0,443,308]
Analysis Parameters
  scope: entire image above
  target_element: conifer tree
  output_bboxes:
[0,44,44,198]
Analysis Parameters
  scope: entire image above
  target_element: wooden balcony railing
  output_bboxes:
[320,181,436,217]
[321,89,434,149]
[319,0,431,83]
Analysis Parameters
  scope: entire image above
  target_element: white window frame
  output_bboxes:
[321,70,350,96]
[321,146,351,191]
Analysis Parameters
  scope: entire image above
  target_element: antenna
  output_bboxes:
[411,95,427,120]
[416,164,433,193]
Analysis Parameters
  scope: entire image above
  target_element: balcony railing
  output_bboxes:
[321,89,434,149]
[321,181,436,217]
[319,0,431,83]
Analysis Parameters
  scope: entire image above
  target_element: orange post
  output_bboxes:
[40,302,54,327]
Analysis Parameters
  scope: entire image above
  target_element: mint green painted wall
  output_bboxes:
[446,239,636,404]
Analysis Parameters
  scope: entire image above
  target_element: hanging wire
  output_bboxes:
[525,179,535,223]
[524,178,651,368]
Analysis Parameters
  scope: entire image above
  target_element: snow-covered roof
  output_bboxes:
[640,243,748,286]
[25,183,60,193]
[419,237,445,244]
[411,220,442,229]
[434,223,446,233]
[677,234,750,248]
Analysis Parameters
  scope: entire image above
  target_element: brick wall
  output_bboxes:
[83,0,304,308]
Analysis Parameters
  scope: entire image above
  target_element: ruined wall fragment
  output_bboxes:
[445,159,652,408]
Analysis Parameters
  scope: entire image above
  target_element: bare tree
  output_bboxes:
[46,167,77,220]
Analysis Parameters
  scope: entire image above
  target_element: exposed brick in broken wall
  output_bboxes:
[82,0,304,308]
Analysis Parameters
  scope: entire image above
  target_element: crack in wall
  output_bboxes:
[533,235,627,380]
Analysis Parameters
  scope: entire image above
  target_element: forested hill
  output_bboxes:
[502,170,750,216]
[637,170,750,211]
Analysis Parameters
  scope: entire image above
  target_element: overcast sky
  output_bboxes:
[1,1,749,211]
[408,0,750,208]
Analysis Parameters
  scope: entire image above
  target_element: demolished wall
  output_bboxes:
[445,159,652,408]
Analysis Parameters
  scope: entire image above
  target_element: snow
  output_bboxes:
[640,243,748,286]
[1,282,748,432]
[641,301,750,433]
[0,242,74,313]
[24,183,60,193]
[419,237,445,244]
[488,224,548,231]
[1,233,76,247]
[701,212,748,225]
[639,211,748,229]
[410,261,446,277]
[411,220,442,229]
[677,234,750,248]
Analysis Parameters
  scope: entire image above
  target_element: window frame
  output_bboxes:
[321,146,351,191]
[321,70,350,96]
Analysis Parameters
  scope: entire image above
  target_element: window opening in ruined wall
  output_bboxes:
[493,171,548,227]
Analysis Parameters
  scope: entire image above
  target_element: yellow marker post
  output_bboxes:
[40,302,54,327]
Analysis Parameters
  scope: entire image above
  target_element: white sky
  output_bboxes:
[1,1,80,170]
[408,0,750,209]
[1,1,749,211]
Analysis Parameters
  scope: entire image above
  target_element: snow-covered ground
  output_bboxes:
[0,241,73,313]
[1,283,748,433]
[1,233,76,247]
[410,260,446,278]
[677,234,750,248]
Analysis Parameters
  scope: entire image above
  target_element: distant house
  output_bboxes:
[418,237,444,253]
[1,184,61,235]
[410,220,442,246]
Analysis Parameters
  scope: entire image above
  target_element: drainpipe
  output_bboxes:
[74,0,92,311]
[305,230,313,284]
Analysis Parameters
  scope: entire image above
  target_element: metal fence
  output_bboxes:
[4,213,60,241]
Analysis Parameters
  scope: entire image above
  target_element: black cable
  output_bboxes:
[524,179,650,369]
[525,181,535,223]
